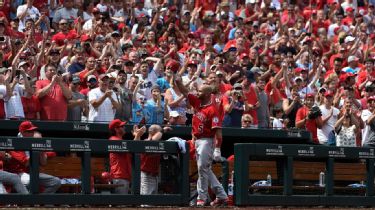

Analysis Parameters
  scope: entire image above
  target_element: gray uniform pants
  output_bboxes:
[20,172,61,193]
[112,178,130,194]
[195,138,227,201]
[0,170,28,194]
[140,171,158,195]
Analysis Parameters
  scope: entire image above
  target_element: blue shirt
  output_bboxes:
[68,62,85,74]
[131,102,147,124]
[144,99,164,124]
[156,78,171,93]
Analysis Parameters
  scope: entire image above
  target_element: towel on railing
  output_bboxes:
[167,137,186,154]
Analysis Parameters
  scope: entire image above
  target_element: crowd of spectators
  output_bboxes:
[0,0,374,146]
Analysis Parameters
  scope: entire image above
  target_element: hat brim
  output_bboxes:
[26,126,38,132]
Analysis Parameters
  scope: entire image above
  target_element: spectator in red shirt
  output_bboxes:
[35,64,72,121]
[21,77,41,120]
[295,94,323,143]
[51,19,77,48]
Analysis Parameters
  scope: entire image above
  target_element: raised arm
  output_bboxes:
[174,75,189,99]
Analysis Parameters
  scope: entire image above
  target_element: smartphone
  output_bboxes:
[0,36,5,42]
[15,70,21,76]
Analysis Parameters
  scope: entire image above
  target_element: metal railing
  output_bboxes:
[0,137,190,206]
[234,143,375,206]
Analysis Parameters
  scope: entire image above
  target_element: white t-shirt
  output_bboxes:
[5,84,25,119]
[361,109,372,146]
[88,87,118,123]
[17,5,41,32]
[137,70,157,100]
[317,105,340,144]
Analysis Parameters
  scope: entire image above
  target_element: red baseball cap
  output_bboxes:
[166,59,180,73]
[294,67,303,73]
[306,93,315,98]
[240,53,249,59]
[187,60,198,66]
[187,32,198,39]
[324,91,334,97]
[109,119,126,130]
[346,7,354,13]
[368,96,375,101]
[19,121,38,133]
[80,34,91,42]
[158,36,167,42]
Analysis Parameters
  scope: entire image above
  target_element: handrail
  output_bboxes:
[234,143,375,206]
[0,137,190,206]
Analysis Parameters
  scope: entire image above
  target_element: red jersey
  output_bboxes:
[52,30,78,46]
[5,151,29,173]
[109,136,132,180]
[21,96,41,120]
[188,93,222,139]
[295,106,319,144]
[243,85,259,125]
[140,154,160,176]
[35,80,69,121]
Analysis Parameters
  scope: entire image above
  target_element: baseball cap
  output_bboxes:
[169,5,177,11]
[87,75,97,82]
[71,76,81,84]
[0,67,8,74]
[19,121,38,133]
[294,67,304,73]
[306,93,315,98]
[216,70,224,76]
[368,96,375,101]
[220,1,230,7]
[233,83,242,89]
[324,91,334,97]
[187,60,198,66]
[294,76,304,82]
[187,32,198,39]
[348,55,359,63]
[240,53,249,59]
[344,36,355,43]
[80,34,92,42]
[109,119,126,130]
[246,0,256,3]
[166,59,180,73]
[346,7,354,13]
[169,111,180,118]
[99,74,109,81]
[182,10,190,16]
[318,87,327,93]
[18,61,29,69]
[250,67,262,75]
[111,31,121,37]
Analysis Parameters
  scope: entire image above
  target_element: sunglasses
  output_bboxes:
[243,120,252,123]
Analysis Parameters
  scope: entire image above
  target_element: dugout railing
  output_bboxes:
[0,137,190,206]
[234,143,375,206]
